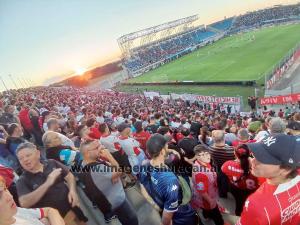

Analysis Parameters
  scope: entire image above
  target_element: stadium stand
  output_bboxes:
[209,17,234,31]
[121,4,300,76]
[230,4,300,32]
[123,27,217,73]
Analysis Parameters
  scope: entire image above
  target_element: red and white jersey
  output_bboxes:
[132,131,151,151]
[99,134,124,154]
[222,160,259,191]
[15,207,45,225]
[118,136,146,169]
[191,160,218,210]
[237,174,300,225]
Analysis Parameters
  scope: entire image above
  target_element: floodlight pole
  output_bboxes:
[29,79,34,86]
[23,78,30,87]
[0,76,9,92]
[19,77,27,87]
[17,77,24,88]
[9,74,18,89]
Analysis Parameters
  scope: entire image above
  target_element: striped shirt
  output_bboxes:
[209,145,235,170]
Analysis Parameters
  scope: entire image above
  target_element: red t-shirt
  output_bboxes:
[222,160,259,191]
[133,131,151,151]
[237,174,300,225]
[191,161,218,210]
[19,108,33,131]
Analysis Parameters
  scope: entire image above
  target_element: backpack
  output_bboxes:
[145,167,192,210]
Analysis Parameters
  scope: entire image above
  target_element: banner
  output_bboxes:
[260,93,300,105]
[160,95,171,103]
[170,93,182,100]
[169,93,240,104]
[144,92,241,105]
[196,95,240,104]
[181,93,197,103]
[143,91,160,100]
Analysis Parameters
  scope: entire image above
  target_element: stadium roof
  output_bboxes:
[118,14,198,44]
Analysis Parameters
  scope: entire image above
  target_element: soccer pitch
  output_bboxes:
[128,23,300,83]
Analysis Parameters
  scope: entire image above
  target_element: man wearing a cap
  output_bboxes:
[139,134,199,225]
[117,122,146,175]
[237,134,300,225]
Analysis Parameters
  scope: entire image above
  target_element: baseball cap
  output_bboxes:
[146,133,168,158]
[247,134,300,168]
[117,122,131,132]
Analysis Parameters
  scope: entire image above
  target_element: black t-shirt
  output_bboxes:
[145,124,159,134]
[177,137,198,159]
[190,121,202,137]
[16,159,71,216]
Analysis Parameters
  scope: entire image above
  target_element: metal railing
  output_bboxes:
[264,41,300,88]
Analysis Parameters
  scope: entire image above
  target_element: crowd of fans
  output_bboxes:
[0,86,299,225]
[231,4,300,31]
[124,28,217,72]
[124,4,300,74]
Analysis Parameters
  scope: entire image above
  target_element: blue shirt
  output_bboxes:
[139,166,196,225]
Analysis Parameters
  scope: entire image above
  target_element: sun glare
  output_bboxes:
[74,67,87,76]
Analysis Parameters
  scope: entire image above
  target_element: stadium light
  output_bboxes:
[18,77,26,88]
[0,76,9,92]
[8,74,18,89]
[22,78,29,87]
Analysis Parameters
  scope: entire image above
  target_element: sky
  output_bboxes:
[0,0,298,89]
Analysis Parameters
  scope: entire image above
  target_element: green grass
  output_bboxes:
[128,23,300,84]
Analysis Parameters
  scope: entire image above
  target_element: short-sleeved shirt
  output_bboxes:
[13,207,45,225]
[145,124,159,134]
[139,167,196,224]
[88,163,126,210]
[209,145,235,170]
[132,131,151,151]
[16,160,71,216]
[222,160,259,191]
[100,134,122,154]
[237,174,300,225]
[118,136,146,172]
[57,133,75,148]
[191,161,218,210]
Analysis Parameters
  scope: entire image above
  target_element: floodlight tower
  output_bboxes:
[9,74,18,89]
[0,76,9,92]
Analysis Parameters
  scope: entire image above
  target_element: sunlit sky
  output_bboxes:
[0,0,298,88]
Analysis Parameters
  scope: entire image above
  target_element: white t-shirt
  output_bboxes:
[100,134,120,153]
[96,116,104,124]
[13,207,44,225]
[254,130,269,142]
[58,132,75,148]
[114,116,125,125]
